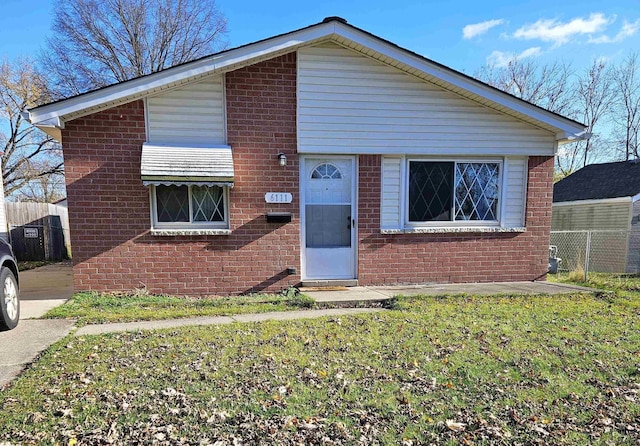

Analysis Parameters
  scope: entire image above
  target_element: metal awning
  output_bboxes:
[141,143,234,187]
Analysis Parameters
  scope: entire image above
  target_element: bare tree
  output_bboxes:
[42,0,228,98]
[558,60,616,175]
[11,164,66,203]
[0,58,63,199]
[475,58,575,116]
[612,53,640,160]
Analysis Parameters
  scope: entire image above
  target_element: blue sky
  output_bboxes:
[1,0,639,75]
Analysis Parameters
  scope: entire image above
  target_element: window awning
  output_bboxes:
[141,143,234,187]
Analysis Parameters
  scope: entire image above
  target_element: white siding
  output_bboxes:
[551,201,632,230]
[298,43,556,155]
[503,157,527,227]
[381,157,402,229]
[147,76,225,145]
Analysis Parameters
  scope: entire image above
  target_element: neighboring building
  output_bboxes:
[23,17,587,295]
[53,198,68,208]
[552,159,640,272]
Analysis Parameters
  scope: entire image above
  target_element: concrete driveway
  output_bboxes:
[20,261,74,301]
[0,261,75,389]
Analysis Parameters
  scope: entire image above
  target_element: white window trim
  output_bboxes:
[404,157,504,229]
[149,184,230,231]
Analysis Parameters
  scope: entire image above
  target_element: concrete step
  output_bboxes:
[301,286,394,308]
[301,279,358,287]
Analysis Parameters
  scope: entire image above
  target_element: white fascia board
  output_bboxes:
[632,192,640,203]
[26,23,335,126]
[553,196,632,207]
[298,146,555,156]
[332,22,586,139]
[556,130,591,144]
[26,19,585,140]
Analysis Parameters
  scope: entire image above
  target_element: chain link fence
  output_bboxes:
[550,230,640,276]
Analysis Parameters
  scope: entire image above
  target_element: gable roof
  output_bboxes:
[553,160,640,203]
[24,16,587,143]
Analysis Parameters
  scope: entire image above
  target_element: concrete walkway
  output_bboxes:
[0,262,74,389]
[306,281,593,304]
[0,318,75,388]
[75,307,383,336]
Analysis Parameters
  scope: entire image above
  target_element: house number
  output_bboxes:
[265,192,292,203]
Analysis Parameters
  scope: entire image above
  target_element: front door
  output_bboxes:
[302,157,356,280]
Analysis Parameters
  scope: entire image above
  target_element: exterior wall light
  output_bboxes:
[277,153,287,167]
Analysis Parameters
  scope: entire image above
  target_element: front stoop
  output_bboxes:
[300,285,394,308]
[301,279,359,288]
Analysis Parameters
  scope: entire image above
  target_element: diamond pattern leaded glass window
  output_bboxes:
[192,186,225,222]
[408,161,500,223]
[155,185,226,226]
[454,163,499,221]
[311,163,342,179]
[408,162,453,221]
[156,185,189,222]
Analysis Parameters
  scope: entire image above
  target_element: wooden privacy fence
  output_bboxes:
[5,202,71,261]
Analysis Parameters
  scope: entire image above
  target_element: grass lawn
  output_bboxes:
[2,289,639,444]
[44,290,315,325]
[549,271,640,298]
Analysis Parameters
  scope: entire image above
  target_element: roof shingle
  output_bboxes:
[553,160,640,202]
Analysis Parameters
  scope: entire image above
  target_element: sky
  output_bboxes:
[1,0,639,76]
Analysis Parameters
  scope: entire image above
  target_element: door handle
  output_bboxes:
[347,216,355,230]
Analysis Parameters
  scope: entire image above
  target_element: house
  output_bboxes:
[552,160,640,272]
[23,17,587,295]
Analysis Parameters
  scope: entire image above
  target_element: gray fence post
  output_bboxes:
[584,230,591,282]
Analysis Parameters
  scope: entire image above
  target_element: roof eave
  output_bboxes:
[331,21,587,138]
[25,22,337,132]
[25,17,586,141]
[556,130,592,145]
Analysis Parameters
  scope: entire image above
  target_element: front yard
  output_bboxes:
[44,290,315,325]
[1,278,639,444]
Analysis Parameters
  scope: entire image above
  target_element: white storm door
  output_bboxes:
[302,157,356,280]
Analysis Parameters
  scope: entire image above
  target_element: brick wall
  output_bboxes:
[357,155,554,284]
[63,53,299,295]
[63,51,554,294]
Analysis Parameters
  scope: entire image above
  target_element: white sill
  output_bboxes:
[150,228,232,236]
[381,227,526,234]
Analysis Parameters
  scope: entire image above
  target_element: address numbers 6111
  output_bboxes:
[265,192,293,203]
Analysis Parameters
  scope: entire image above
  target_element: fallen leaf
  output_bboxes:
[446,420,466,432]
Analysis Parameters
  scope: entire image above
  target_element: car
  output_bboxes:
[0,238,19,331]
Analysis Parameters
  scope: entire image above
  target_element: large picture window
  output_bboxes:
[408,160,500,224]
[152,184,228,229]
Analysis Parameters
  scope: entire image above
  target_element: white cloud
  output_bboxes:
[589,19,640,43]
[487,47,542,67]
[513,13,613,46]
[463,19,505,39]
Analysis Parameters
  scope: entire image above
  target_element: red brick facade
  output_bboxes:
[357,155,554,284]
[63,51,554,295]
[64,54,301,295]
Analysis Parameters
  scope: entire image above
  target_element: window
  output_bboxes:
[407,160,500,225]
[311,163,342,179]
[152,184,228,229]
